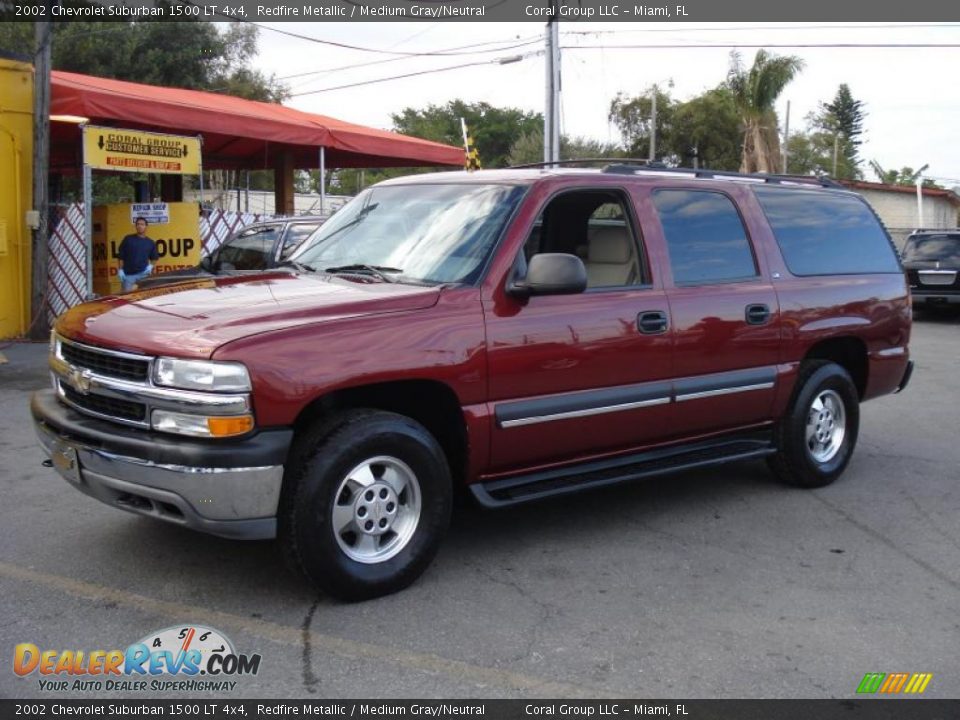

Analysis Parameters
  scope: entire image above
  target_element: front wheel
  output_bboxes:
[280,410,452,601]
[768,361,860,488]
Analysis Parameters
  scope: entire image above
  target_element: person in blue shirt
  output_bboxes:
[117,217,159,292]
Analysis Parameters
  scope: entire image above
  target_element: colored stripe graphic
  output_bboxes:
[857,673,885,694]
[858,672,932,694]
[904,673,933,694]
[880,673,909,693]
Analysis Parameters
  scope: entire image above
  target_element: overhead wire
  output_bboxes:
[289,52,543,96]
[280,36,543,84]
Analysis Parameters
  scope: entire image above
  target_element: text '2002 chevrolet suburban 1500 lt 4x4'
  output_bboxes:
[32,165,914,600]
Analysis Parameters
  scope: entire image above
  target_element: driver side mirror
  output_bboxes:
[508,253,587,298]
[199,255,215,272]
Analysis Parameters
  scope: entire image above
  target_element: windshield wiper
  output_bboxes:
[276,260,316,273]
[324,264,402,282]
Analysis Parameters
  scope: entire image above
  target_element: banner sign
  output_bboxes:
[131,203,170,225]
[82,126,201,175]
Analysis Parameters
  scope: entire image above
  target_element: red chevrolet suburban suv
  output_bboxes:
[33,166,913,600]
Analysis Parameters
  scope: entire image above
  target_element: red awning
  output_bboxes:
[50,70,463,171]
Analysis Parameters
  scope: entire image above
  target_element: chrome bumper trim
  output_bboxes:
[35,420,281,540]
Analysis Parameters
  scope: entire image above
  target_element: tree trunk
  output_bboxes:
[753,122,769,173]
[740,120,754,173]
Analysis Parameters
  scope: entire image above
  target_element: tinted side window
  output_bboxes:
[754,188,901,275]
[279,223,321,260]
[653,190,757,285]
[218,226,280,270]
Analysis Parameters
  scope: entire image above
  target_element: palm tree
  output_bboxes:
[727,50,805,174]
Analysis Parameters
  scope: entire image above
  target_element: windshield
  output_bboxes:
[291,183,525,284]
[903,235,960,264]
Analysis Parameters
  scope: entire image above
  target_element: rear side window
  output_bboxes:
[653,190,758,285]
[754,188,901,275]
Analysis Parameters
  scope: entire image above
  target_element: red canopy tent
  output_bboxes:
[49,70,464,171]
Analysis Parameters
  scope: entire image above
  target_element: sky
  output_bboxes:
[248,21,960,188]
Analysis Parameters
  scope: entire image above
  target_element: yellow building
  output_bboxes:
[0,57,34,340]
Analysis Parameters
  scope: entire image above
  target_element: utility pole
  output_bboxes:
[782,100,791,173]
[30,12,52,339]
[543,16,560,165]
[649,85,657,162]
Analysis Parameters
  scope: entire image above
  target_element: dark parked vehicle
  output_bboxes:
[33,166,913,601]
[902,229,960,308]
[135,215,327,290]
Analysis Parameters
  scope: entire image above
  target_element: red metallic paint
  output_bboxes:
[51,170,911,488]
[54,272,442,359]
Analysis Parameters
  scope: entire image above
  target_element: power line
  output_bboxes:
[280,36,543,83]
[289,53,541,97]
[243,19,540,58]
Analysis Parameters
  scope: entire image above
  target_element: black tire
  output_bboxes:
[768,361,860,488]
[280,409,452,601]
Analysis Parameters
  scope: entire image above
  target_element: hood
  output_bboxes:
[55,273,442,358]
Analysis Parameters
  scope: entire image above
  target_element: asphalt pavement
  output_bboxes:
[1,312,958,700]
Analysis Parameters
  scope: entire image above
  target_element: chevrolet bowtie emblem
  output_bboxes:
[68,368,93,395]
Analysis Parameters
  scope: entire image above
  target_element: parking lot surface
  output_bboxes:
[2,314,958,699]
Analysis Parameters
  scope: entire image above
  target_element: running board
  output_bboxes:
[470,431,776,508]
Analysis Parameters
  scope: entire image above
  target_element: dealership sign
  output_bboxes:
[82,126,201,175]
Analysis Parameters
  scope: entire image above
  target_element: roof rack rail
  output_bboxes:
[598,164,845,189]
[504,158,845,189]
[508,158,661,170]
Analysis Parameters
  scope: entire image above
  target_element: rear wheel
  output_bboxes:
[280,410,452,601]
[768,361,860,488]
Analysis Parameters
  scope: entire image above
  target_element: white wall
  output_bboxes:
[185,190,352,217]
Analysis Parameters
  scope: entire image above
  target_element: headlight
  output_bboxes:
[152,410,254,438]
[153,358,251,392]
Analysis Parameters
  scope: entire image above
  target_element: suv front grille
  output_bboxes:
[61,341,150,382]
[61,383,147,422]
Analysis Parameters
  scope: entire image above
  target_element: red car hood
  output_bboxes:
[55,273,443,358]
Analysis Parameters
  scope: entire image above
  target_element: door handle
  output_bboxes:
[745,303,771,325]
[637,310,669,335]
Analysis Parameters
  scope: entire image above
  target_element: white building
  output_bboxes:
[185,189,352,217]
[841,180,960,249]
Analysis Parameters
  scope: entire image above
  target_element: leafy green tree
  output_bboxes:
[819,84,865,170]
[608,85,676,159]
[609,85,741,170]
[390,100,542,169]
[727,50,804,173]
[868,161,940,188]
[507,129,625,166]
[790,84,866,180]
[785,129,859,179]
[670,88,741,171]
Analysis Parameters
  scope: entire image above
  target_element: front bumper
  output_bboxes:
[32,390,292,540]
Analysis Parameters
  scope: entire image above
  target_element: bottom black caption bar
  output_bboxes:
[3,700,959,720]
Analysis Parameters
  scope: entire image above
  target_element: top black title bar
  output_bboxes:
[5,0,960,22]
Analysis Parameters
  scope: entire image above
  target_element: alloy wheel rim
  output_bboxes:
[805,389,846,463]
[331,456,421,564]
